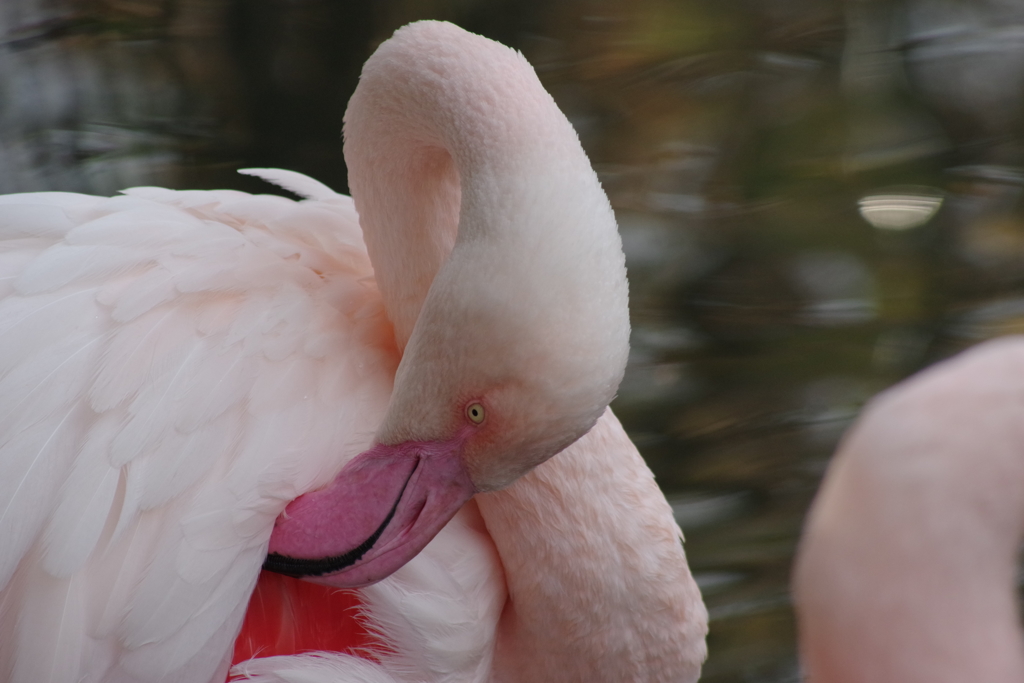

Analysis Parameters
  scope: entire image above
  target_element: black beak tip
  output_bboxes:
[262,552,313,577]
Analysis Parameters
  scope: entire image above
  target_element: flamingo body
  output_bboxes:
[0,22,707,683]
[0,172,393,682]
[794,336,1024,682]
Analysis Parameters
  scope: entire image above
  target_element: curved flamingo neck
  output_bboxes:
[342,20,629,492]
[342,22,595,352]
[475,409,707,683]
[795,339,1024,683]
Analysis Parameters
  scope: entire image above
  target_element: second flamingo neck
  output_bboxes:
[796,341,1024,682]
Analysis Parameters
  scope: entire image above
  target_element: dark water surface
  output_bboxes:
[4,0,1024,680]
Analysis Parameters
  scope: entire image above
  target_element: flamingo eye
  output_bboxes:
[466,403,485,424]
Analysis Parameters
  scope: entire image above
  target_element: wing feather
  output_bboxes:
[0,403,90,586]
[238,168,344,203]
[0,176,397,682]
[11,570,86,683]
[40,415,122,577]
[0,204,78,241]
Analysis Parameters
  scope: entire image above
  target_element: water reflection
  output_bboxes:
[857,189,943,231]
[3,1,1024,681]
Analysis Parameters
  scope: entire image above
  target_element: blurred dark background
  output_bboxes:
[4,1,1024,681]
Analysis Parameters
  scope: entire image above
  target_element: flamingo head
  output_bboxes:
[264,20,629,588]
[264,259,629,587]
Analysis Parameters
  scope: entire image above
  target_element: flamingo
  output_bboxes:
[0,21,707,683]
[793,335,1024,682]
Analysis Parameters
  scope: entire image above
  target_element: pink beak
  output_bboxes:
[265,439,477,587]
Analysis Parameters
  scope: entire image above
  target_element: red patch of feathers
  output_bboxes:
[231,570,380,670]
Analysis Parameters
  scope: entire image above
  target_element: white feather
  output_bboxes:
[11,569,85,683]
[15,243,150,295]
[0,403,89,586]
[40,414,122,577]
[0,173,394,681]
[0,204,77,240]
[238,168,343,203]
[359,503,505,683]
[233,654,401,683]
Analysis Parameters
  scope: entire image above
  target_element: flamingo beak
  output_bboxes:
[264,440,476,588]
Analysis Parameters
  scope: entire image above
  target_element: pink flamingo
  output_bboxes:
[794,336,1024,682]
[0,21,707,683]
